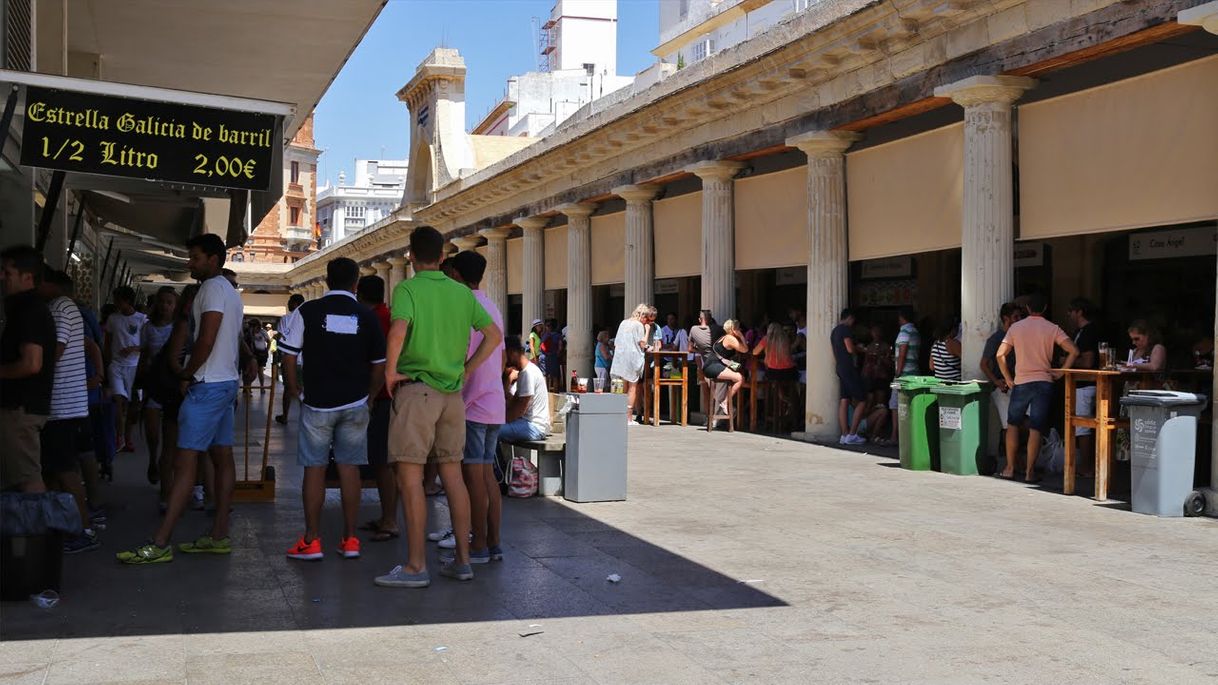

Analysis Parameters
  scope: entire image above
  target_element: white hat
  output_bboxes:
[530,319,544,328]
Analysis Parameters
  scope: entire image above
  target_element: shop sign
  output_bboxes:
[860,256,912,280]
[654,279,680,295]
[938,406,962,431]
[1129,225,1217,261]
[775,267,807,285]
[20,85,276,191]
[1014,242,1044,268]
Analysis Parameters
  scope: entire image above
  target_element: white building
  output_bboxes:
[317,159,408,247]
[655,0,804,67]
[472,0,634,138]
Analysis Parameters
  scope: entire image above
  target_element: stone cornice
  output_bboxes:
[934,75,1036,107]
[786,130,862,158]
[414,0,1016,228]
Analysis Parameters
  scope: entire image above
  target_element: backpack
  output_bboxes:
[506,452,538,498]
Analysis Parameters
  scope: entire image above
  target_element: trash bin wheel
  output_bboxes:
[1183,491,1206,517]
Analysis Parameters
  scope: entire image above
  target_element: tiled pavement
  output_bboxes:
[2,389,1217,684]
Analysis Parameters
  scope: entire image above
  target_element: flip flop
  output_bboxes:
[370,529,400,542]
[1024,473,1043,484]
[358,520,382,532]
[996,472,1016,480]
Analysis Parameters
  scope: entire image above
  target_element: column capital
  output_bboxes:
[478,227,512,241]
[554,202,597,218]
[612,183,660,203]
[359,265,376,276]
[1180,2,1218,34]
[386,255,407,267]
[786,130,861,158]
[373,259,392,268]
[934,75,1035,107]
[514,216,550,231]
[685,160,744,181]
[450,235,480,251]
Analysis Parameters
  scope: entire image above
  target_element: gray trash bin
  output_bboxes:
[564,393,628,502]
[1119,390,1208,517]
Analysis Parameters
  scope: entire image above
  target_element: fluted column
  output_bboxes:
[936,75,1035,380]
[387,255,408,294]
[557,202,596,380]
[479,227,511,318]
[373,260,392,302]
[517,216,549,342]
[687,160,744,321]
[613,184,660,317]
[788,131,860,438]
[1180,1,1218,509]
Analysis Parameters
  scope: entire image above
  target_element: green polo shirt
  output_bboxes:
[390,270,492,393]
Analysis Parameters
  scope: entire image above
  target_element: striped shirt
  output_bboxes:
[49,296,89,420]
[930,339,961,382]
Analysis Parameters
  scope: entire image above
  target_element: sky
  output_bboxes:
[313,0,660,188]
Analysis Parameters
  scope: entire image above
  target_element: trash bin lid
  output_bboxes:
[1119,390,1208,408]
[896,375,940,389]
[930,380,990,396]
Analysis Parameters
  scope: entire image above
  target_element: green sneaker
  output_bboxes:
[116,542,173,565]
[178,535,232,554]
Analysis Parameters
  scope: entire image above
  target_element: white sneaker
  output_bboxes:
[427,528,452,542]
[847,434,868,445]
[838,435,850,445]
[436,531,472,550]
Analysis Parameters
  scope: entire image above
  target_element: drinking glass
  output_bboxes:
[594,378,605,393]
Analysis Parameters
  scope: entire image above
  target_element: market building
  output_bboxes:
[274,0,1218,509]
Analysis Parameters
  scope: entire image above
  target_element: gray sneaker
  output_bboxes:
[439,561,474,581]
[440,548,490,565]
[374,565,430,588]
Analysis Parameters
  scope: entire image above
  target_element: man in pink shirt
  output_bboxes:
[449,251,506,564]
[996,292,1078,482]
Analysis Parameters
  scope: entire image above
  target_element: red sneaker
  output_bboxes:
[337,536,360,559]
[286,536,323,560]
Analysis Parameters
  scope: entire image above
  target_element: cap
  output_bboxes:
[530,319,544,328]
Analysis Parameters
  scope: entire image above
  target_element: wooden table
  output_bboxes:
[644,349,691,427]
[1059,367,1194,501]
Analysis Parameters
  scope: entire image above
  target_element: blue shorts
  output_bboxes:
[298,403,370,467]
[1008,381,1054,433]
[464,421,501,465]
[177,381,238,452]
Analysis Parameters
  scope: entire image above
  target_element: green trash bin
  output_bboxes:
[895,376,941,471]
[931,381,993,476]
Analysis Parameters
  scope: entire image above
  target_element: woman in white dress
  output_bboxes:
[611,303,656,423]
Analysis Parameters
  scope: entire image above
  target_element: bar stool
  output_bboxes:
[765,379,801,433]
[704,377,735,432]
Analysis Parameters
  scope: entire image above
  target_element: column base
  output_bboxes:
[1198,487,1218,518]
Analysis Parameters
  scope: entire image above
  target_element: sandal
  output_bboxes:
[369,528,400,542]
[358,520,382,532]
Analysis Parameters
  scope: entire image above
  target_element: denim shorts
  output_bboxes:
[177,380,238,452]
[298,403,370,468]
[463,421,501,465]
[1008,381,1054,433]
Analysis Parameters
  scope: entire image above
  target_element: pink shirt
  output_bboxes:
[1002,315,1069,385]
[462,290,506,424]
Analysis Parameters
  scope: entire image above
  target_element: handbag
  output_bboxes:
[506,453,538,498]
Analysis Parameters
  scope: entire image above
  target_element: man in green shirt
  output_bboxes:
[375,226,502,589]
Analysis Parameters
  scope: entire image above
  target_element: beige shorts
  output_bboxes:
[388,381,466,465]
[0,407,48,490]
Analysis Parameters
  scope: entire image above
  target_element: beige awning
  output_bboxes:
[735,167,807,270]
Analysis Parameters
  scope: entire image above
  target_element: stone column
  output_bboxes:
[557,202,596,380]
[1180,1,1218,510]
[451,235,479,253]
[687,160,744,321]
[936,75,1035,380]
[787,131,860,439]
[479,227,511,319]
[359,265,376,277]
[374,260,392,302]
[387,255,408,294]
[613,184,660,317]
[517,216,549,341]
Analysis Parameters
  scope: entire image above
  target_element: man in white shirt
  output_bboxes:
[499,336,550,442]
[105,285,146,452]
[118,233,244,565]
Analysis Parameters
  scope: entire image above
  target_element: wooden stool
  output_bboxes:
[765,379,801,433]
[704,377,735,432]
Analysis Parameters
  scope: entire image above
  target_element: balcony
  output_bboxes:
[282,225,313,252]
[286,181,305,197]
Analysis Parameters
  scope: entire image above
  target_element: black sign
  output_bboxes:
[20,86,278,191]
